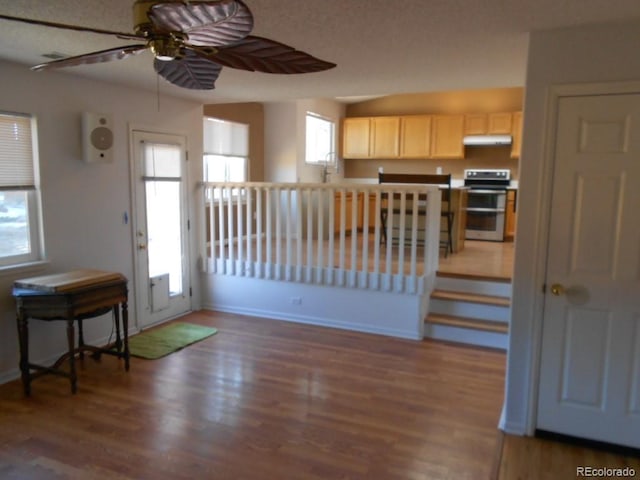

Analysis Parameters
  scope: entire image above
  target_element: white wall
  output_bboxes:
[505,20,640,434]
[263,99,346,183]
[264,102,298,182]
[0,61,204,382]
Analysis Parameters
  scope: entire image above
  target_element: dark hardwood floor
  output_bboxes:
[0,311,506,479]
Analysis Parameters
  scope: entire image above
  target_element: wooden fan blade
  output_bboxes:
[154,49,222,90]
[149,0,253,47]
[196,35,336,74]
[31,45,148,71]
[0,14,142,40]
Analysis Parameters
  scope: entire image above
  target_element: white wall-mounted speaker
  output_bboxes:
[82,112,114,163]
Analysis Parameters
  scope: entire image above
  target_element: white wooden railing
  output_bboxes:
[201,182,441,295]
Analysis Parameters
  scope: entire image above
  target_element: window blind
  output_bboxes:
[0,113,35,189]
[142,141,182,179]
[203,117,248,156]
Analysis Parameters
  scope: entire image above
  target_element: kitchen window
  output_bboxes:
[305,112,336,165]
[0,112,44,268]
[203,117,248,183]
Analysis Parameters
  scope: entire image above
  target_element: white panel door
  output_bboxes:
[537,93,640,448]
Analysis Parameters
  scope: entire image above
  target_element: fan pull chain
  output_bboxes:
[156,74,161,112]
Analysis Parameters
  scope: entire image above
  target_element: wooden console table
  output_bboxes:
[12,269,130,395]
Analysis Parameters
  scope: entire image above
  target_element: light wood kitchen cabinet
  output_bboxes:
[488,112,513,134]
[342,117,371,158]
[464,114,488,135]
[370,116,400,158]
[430,115,465,159]
[464,112,513,135]
[400,115,432,158]
[510,111,523,158]
[505,189,517,240]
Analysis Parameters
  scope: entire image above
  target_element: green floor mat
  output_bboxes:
[128,322,218,359]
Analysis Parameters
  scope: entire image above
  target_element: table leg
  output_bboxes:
[77,318,85,360]
[113,305,122,352]
[122,301,130,371]
[66,319,77,394]
[16,312,30,396]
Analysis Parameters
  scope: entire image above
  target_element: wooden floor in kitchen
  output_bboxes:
[439,239,515,280]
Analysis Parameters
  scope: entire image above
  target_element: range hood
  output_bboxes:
[463,134,512,146]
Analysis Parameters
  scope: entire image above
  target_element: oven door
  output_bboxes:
[465,189,507,241]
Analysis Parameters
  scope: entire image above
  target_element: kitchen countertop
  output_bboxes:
[337,177,518,189]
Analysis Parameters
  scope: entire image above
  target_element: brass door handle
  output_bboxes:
[550,283,565,296]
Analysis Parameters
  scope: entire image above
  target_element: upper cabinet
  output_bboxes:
[342,117,371,158]
[342,111,520,160]
[399,115,432,158]
[430,115,465,159]
[370,116,400,158]
[510,111,523,158]
[464,112,513,135]
[463,114,488,135]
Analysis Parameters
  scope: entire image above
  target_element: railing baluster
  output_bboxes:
[361,188,370,287]
[350,187,358,285]
[217,186,225,273]
[317,187,325,284]
[275,187,282,280]
[207,186,214,273]
[328,187,335,283]
[373,190,381,279]
[266,187,272,279]
[306,188,313,283]
[285,188,292,281]
[256,187,262,277]
[237,187,244,275]
[339,188,346,276]
[246,187,253,276]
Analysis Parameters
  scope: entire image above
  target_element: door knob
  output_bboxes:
[137,243,147,250]
[550,283,565,296]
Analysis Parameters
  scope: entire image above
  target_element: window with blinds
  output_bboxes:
[203,117,248,183]
[0,112,43,267]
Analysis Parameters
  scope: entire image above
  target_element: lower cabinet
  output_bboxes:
[505,189,517,240]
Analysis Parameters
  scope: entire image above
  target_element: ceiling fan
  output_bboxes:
[0,0,336,90]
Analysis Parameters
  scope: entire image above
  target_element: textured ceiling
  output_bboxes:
[0,0,639,104]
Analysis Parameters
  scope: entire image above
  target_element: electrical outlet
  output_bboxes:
[290,296,302,305]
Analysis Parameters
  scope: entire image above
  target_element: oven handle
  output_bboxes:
[466,189,507,194]
[466,207,506,213]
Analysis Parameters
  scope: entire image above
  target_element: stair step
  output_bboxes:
[436,271,511,284]
[426,313,509,334]
[431,289,510,307]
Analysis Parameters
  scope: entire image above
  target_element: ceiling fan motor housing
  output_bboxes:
[133,0,186,60]
[132,0,161,37]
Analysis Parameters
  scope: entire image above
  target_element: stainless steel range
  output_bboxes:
[464,169,511,241]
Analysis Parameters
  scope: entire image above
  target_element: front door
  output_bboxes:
[132,130,191,328]
[537,92,640,448]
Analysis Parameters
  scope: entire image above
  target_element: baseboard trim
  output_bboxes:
[202,303,423,341]
[535,429,640,457]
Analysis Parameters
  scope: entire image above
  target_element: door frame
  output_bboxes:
[513,80,640,436]
[128,125,193,330]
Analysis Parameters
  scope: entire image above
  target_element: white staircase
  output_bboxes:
[425,272,511,349]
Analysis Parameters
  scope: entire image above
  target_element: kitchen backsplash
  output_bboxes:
[343,145,519,181]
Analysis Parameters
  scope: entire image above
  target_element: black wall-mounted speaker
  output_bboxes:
[82,112,114,163]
